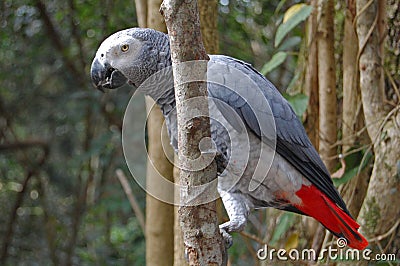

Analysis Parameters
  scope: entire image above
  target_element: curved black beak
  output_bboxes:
[90,58,128,92]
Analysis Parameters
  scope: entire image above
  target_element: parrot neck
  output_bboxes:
[135,29,176,117]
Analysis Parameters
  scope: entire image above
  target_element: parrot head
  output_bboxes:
[90,28,166,92]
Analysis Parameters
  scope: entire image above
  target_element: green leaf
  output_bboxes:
[283,92,309,117]
[260,51,287,75]
[275,0,288,14]
[270,213,295,246]
[333,150,373,186]
[278,36,302,51]
[275,4,313,47]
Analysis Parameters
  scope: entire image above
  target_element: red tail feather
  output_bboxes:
[294,184,368,250]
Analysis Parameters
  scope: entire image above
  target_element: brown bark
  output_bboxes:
[145,104,175,266]
[303,0,322,249]
[161,0,226,265]
[342,0,360,152]
[148,0,167,32]
[134,0,147,28]
[356,0,386,138]
[356,0,400,252]
[198,0,219,54]
[174,157,187,266]
[339,0,370,220]
[304,0,319,149]
[173,2,219,265]
[135,1,175,265]
[317,0,337,172]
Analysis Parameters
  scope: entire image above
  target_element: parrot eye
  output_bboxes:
[121,44,129,52]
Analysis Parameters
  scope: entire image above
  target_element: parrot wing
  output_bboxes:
[208,55,350,215]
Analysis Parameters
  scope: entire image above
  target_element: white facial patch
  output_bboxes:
[96,30,143,71]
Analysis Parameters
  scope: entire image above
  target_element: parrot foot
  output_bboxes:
[218,191,252,248]
[219,227,233,248]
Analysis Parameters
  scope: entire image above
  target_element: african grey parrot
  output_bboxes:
[90,28,368,250]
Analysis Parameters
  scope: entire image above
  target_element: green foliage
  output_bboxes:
[256,2,314,94]
[283,92,309,117]
[260,51,287,75]
[0,0,145,264]
[333,149,373,187]
[274,4,313,47]
[269,213,295,246]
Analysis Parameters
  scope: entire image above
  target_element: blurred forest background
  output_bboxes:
[0,0,399,265]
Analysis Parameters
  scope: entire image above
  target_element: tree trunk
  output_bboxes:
[339,0,370,220]
[317,0,337,172]
[135,0,147,28]
[304,0,319,149]
[356,0,400,252]
[173,1,220,265]
[342,0,359,153]
[303,0,324,248]
[308,0,338,251]
[147,0,167,32]
[161,0,226,265]
[135,1,175,265]
[145,100,175,266]
[173,156,187,266]
[198,0,219,54]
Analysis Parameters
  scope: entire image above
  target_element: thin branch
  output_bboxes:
[355,0,379,82]
[383,66,400,102]
[115,169,145,233]
[241,234,259,262]
[0,140,48,152]
[239,231,265,245]
[368,219,400,243]
[0,147,48,264]
[68,0,86,70]
[352,0,374,30]
[325,143,371,160]
[371,105,400,146]
[64,107,95,266]
[34,0,86,88]
[38,177,59,265]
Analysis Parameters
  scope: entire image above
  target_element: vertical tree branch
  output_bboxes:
[304,0,319,149]
[342,0,360,152]
[303,0,323,248]
[317,0,337,172]
[116,169,145,232]
[173,155,187,266]
[34,0,86,88]
[356,0,400,253]
[135,1,175,265]
[64,107,95,266]
[0,146,48,264]
[355,0,386,139]
[198,0,219,54]
[340,0,370,219]
[161,0,226,265]
[147,0,167,32]
[134,0,147,28]
[144,96,175,266]
[68,0,86,70]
